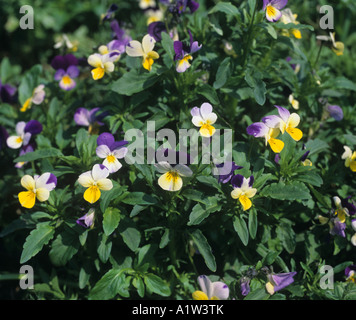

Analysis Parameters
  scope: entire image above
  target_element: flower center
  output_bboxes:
[106,155,116,163]
[61,75,72,85]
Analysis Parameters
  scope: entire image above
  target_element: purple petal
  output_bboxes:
[54,69,66,81]
[262,0,269,10]
[275,105,290,123]
[148,21,167,42]
[246,122,268,138]
[174,41,184,61]
[97,132,115,148]
[66,65,80,79]
[345,265,356,277]
[51,55,66,70]
[0,83,17,103]
[248,175,254,188]
[341,196,356,216]
[110,140,129,151]
[216,162,243,183]
[74,108,90,126]
[24,120,42,135]
[231,174,244,189]
[63,54,78,67]
[262,115,282,128]
[271,0,288,10]
[187,0,199,13]
[270,271,296,292]
[46,173,57,188]
[327,105,343,121]
[88,107,101,123]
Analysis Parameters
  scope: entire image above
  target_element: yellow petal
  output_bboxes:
[20,98,32,112]
[286,127,303,141]
[239,194,252,211]
[231,188,242,200]
[35,188,50,202]
[332,42,344,56]
[142,57,154,71]
[18,191,36,209]
[21,175,35,191]
[158,171,183,191]
[350,160,356,172]
[147,50,159,60]
[292,29,302,39]
[268,138,284,153]
[192,291,209,300]
[84,186,101,204]
[91,67,105,80]
[199,123,216,137]
[266,282,275,295]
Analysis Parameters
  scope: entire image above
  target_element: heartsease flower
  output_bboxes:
[0,79,17,103]
[126,34,159,71]
[18,173,57,209]
[191,102,217,137]
[173,30,202,73]
[20,84,46,112]
[74,107,107,134]
[192,275,229,300]
[6,120,42,149]
[263,0,288,22]
[87,52,118,80]
[139,0,156,10]
[265,271,297,295]
[96,132,128,173]
[51,54,79,90]
[231,175,257,211]
[215,161,243,184]
[341,146,356,172]
[76,208,95,228]
[155,161,193,191]
[78,164,113,204]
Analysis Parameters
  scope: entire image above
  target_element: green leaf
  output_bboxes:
[161,32,175,67]
[276,220,296,254]
[248,209,258,239]
[233,215,249,246]
[197,83,220,105]
[209,2,239,16]
[97,233,112,263]
[121,192,157,206]
[49,229,80,266]
[14,148,63,163]
[118,217,141,252]
[20,223,55,264]
[244,287,270,300]
[244,68,266,106]
[261,181,311,201]
[102,207,121,236]
[213,57,231,89]
[144,273,171,297]
[188,197,222,226]
[189,229,217,272]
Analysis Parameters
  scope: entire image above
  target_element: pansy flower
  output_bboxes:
[148,21,167,42]
[341,146,356,172]
[288,94,299,110]
[18,173,57,209]
[101,4,118,22]
[191,103,217,138]
[280,8,302,39]
[146,9,163,25]
[326,105,343,121]
[173,30,202,73]
[96,132,128,173]
[247,122,284,153]
[6,120,42,149]
[262,105,303,142]
[333,196,356,223]
[51,54,79,90]
[345,265,356,283]
[139,0,156,9]
[76,208,95,228]
[20,84,46,112]
[262,0,288,22]
[176,0,199,14]
[0,79,17,103]
[192,275,229,300]
[215,161,243,184]
[240,277,251,296]
[329,217,346,238]
[54,34,79,52]
[110,20,132,51]
[15,143,35,169]
[78,164,113,204]
[155,161,193,191]
[316,32,344,56]
[126,34,159,71]
[74,107,107,134]
[231,175,257,211]
[87,52,118,80]
[265,271,297,295]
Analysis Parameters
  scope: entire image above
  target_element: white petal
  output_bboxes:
[6,136,23,149]
[96,178,113,191]
[35,188,50,202]
[96,145,111,159]
[200,103,213,119]
[16,121,26,136]
[87,54,103,68]
[204,112,217,125]
[155,161,172,173]
[126,40,144,57]
[112,147,128,159]
[21,175,35,191]
[192,115,204,127]
[78,171,94,187]
[142,34,155,54]
[103,157,122,173]
[92,164,109,181]
[174,164,193,177]
[342,146,352,159]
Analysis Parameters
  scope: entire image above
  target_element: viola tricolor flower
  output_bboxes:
[155,161,193,191]
[87,52,118,80]
[139,0,156,9]
[341,146,356,172]
[345,265,356,283]
[20,84,46,112]
[317,32,344,56]
[247,122,284,153]
[18,173,57,209]
[110,20,132,51]
[262,105,303,142]
[78,164,113,204]
[240,277,251,296]
[54,34,79,52]
[126,34,159,71]
[148,21,167,42]
[191,103,217,138]
[176,0,199,14]
[173,31,202,73]
[101,4,118,22]
[329,217,346,238]
[280,8,302,39]
[0,79,17,103]
[192,275,229,300]
[76,208,95,228]
[333,196,356,223]
[288,94,299,110]
[6,120,42,149]
[74,107,107,134]
[51,54,79,90]
[263,0,288,22]
[231,175,257,211]
[15,143,35,169]
[326,105,343,121]
[96,132,128,173]
[265,271,297,295]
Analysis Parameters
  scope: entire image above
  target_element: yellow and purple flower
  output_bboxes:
[316,32,344,56]
[175,0,199,15]
[87,52,118,80]
[155,161,193,192]
[191,103,217,137]
[192,275,229,300]
[6,120,42,150]
[247,121,284,153]
[280,8,302,39]
[78,164,113,204]
[341,146,356,172]
[20,84,46,112]
[18,172,57,209]
[0,79,17,103]
[262,105,303,142]
[139,0,156,10]
[215,161,243,184]
[74,107,107,134]
[96,132,128,173]
[173,30,202,73]
[230,175,257,211]
[345,265,356,283]
[51,54,79,90]
[262,0,288,22]
[265,270,297,295]
[126,34,159,71]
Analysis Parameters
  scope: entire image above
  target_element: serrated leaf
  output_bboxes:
[261,182,311,201]
[102,207,121,236]
[20,223,55,264]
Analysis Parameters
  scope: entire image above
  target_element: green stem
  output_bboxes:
[241,1,258,67]
[313,44,323,68]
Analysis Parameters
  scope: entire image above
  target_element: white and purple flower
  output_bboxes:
[96,132,128,173]
[174,30,202,73]
[262,0,288,22]
[265,271,297,295]
[51,54,79,91]
[191,103,217,137]
[6,120,42,150]
[230,175,257,211]
[192,275,229,300]
[74,107,108,134]
[76,208,95,228]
